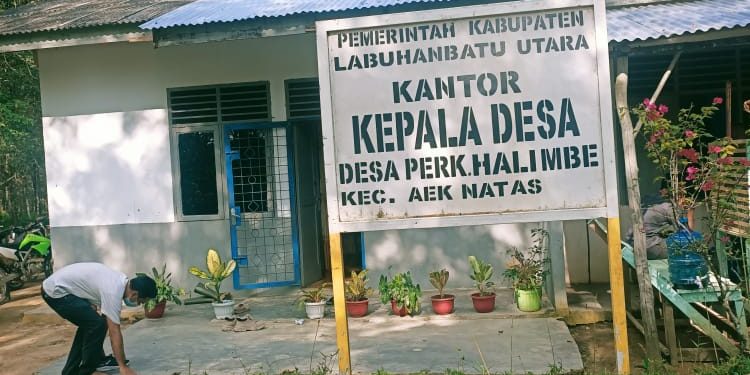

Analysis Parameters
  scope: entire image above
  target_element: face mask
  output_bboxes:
[123,297,138,307]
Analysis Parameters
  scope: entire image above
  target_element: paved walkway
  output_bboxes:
[38,288,583,375]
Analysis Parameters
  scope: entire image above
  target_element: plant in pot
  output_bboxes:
[378,271,421,317]
[297,283,329,319]
[189,248,236,319]
[139,264,183,319]
[468,256,495,313]
[428,268,454,315]
[503,228,548,312]
[345,269,373,318]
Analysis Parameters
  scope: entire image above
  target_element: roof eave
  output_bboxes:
[609,27,750,54]
[0,24,151,53]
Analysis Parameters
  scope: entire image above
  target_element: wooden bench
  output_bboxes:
[589,219,747,361]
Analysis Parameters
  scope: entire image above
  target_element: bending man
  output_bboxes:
[42,262,156,375]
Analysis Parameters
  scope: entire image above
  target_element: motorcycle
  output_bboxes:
[0,217,52,303]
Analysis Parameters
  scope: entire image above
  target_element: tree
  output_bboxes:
[0,0,47,224]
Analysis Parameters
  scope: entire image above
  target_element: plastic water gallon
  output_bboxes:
[666,218,708,289]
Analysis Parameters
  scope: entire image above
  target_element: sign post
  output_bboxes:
[316,0,627,372]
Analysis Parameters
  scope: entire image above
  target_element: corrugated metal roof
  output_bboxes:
[141,0,750,43]
[140,0,454,29]
[0,0,193,36]
[607,0,750,42]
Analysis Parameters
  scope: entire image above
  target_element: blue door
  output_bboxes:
[224,123,300,289]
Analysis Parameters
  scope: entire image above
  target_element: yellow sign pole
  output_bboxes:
[607,217,631,374]
[329,232,352,374]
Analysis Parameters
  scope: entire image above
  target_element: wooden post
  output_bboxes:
[726,81,732,138]
[633,52,682,135]
[608,217,631,374]
[329,232,352,374]
[614,54,662,361]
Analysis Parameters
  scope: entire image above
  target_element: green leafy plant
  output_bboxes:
[189,248,236,303]
[503,228,549,291]
[138,264,184,311]
[428,268,450,298]
[345,269,372,302]
[296,283,330,307]
[468,256,494,296]
[378,271,422,315]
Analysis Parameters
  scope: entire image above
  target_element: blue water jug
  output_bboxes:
[666,218,708,289]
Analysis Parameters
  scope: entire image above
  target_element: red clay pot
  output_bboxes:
[471,293,496,313]
[390,300,408,317]
[144,301,166,319]
[431,294,455,315]
[346,299,369,317]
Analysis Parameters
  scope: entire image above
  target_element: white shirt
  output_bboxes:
[43,262,128,325]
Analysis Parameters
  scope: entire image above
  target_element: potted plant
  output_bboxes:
[468,256,495,313]
[139,264,183,319]
[378,271,421,316]
[428,268,454,315]
[345,269,373,318]
[297,283,329,319]
[189,248,236,319]
[503,229,548,312]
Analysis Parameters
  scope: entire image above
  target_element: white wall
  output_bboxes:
[43,110,174,227]
[36,34,318,277]
[38,33,318,229]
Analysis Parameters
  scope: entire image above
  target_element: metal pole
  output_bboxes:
[608,217,631,374]
[329,232,352,374]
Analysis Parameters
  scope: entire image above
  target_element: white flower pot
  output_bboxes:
[212,300,235,319]
[305,301,326,319]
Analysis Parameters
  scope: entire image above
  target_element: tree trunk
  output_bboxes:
[615,55,661,360]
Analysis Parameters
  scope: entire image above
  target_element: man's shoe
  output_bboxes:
[96,354,129,371]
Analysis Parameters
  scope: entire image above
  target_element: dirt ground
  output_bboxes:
[0,282,76,375]
[570,322,709,375]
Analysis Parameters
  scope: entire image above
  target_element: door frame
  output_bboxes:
[224,121,301,289]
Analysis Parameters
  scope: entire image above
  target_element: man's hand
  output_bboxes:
[105,317,133,373]
[119,365,138,375]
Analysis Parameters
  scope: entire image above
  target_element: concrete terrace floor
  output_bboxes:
[37,288,583,375]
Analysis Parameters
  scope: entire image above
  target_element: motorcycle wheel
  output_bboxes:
[7,279,23,290]
[0,280,9,304]
[44,253,53,277]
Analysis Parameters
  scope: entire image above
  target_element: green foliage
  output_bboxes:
[0,1,47,225]
[468,256,494,296]
[428,268,450,298]
[344,269,372,302]
[503,228,549,291]
[296,283,329,307]
[138,264,184,311]
[695,355,750,375]
[378,271,421,315]
[189,249,236,302]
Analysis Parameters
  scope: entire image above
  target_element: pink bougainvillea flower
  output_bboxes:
[740,159,750,167]
[643,98,651,106]
[684,130,696,138]
[685,165,699,180]
[658,104,669,114]
[677,148,699,163]
[708,145,723,154]
[700,181,714,192]
[717,157,733,165]
[713,97,723,105]
[646,110,661,121]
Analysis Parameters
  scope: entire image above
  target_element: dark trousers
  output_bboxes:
[42,289,107,375]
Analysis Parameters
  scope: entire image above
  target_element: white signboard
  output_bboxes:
[316,0,617,232]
